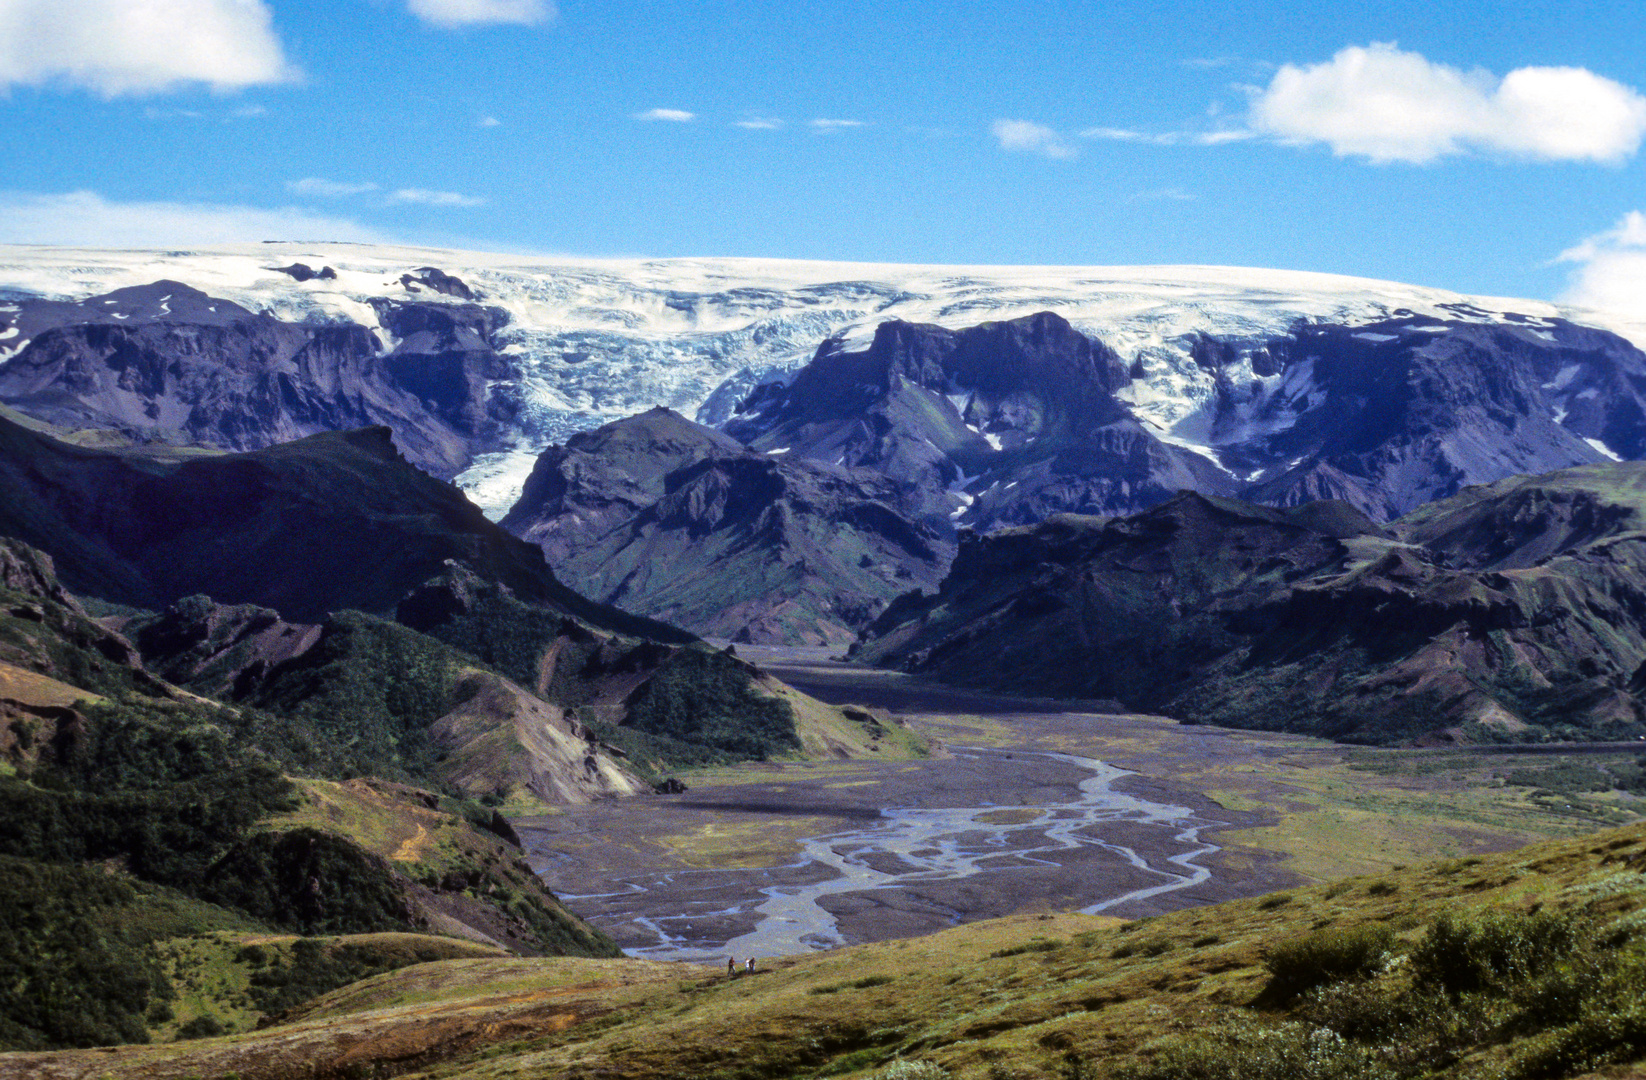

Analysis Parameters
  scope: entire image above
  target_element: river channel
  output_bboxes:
[518,655,1298,960]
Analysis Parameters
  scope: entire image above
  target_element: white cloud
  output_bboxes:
[144,103,271,122]
[1081,126,1252,146]
[991,119,1076,159]
[810,118,865,130]
[0,0,296,96]
[1559,211,1646,321]
[1250,43,1646,164]
[636,108,695,122]
[1128,187,1197,202]
[0,190,383,246]
[388,188,485,207]
[405,0,554,28]
[477,115,501,127]
[736,118,783,130]
[1083,126,1171,145]
[288,177,379,198]
[288,180,482,208]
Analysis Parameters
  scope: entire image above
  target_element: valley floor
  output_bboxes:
[521,652,1646,958]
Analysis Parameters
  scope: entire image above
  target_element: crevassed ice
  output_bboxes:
[0,243,1601,517]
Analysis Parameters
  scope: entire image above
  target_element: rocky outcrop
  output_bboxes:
[400,266,478,300]
[430,670,648,804]
[501,408,949,646]
[0,280,513,478]
[270,263,337,282]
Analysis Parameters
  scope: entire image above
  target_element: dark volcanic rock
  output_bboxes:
[400,267,477,300]
[727,312,1226,527]
[502,408,949,646]
[856,465,1646,743]
[503,407,746,570]
[727,311,1646,528]
[0,410,690,637]
[269,263,337,282]
[0,280,513,478]
[1230,318,1642,521]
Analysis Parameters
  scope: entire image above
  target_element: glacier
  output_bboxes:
[0,242,1630,519]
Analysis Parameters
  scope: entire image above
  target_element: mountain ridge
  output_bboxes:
[855,461,1646,743]
[4,243,1632,517]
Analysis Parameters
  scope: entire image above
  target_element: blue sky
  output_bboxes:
[2,0,1645,309]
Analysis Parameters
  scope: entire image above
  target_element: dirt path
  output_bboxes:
[392,824,431,862]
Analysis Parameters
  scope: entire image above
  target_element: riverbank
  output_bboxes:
[517,653,1646,959]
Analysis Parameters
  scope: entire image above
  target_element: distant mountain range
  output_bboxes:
[7,245,1644,645]
[6,244,1646,734]
[4,243,1639,517]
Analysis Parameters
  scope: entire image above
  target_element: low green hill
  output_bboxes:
[12,817,1646,1079]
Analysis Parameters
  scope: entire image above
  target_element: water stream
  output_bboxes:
[555,747,1221,961]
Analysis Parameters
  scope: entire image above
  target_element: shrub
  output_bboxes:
[874,1059,949,1080]
[1506,943,1646,1077]
[0,856,174,1051]
[810,974,897,995]
[1112,1020,1396,1080]
[1411,909,1584,998]
[174,1015,225,1040]
[1262,925,1396,998]
[991,939,1062,958]
[1511,1006,1646,1079]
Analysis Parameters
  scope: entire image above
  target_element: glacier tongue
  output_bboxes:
[0,243,1601,518]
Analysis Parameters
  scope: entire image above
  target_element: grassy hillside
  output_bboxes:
[0,539,629,1051]
[14,819,1646,1079]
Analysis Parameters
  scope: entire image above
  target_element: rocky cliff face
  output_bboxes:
[727,312,1229,527]
[856,464,1646,743]
[729,311,1646,530]
[0,280,512,478]
[502,408,949,646]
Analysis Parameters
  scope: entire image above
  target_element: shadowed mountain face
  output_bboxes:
[856,464,1646,744]
[727,311,1646,528]
[502,408,950,646]
[0,280,511,478]
[501,312,1646,647]
[0,410,689,636]
[726,312,1234,527]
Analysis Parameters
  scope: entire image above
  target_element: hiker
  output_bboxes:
[727,956,736,976]
[745,957,756,974]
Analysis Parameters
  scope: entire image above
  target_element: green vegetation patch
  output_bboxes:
[1128,905,1646,1080]
[227,609,463,782]
[622,646,799,761]
[0,856,263,1051]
